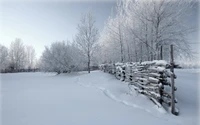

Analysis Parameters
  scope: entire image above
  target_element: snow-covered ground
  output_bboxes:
[0,69,199,125]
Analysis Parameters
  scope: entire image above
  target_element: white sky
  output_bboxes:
[0,0,199,61]
[0,1,116,58]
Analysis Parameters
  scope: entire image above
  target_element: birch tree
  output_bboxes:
[9,38,26,71]
[0,44,9,71]
[25,45,36,69]
[75,12,99,73]
[99,0,194,63]
[125,0,194,61]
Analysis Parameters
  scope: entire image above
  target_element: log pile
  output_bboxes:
[100,60,178,115]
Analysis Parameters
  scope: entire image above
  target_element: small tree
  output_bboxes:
[75,12,99,73]
[40,41,84,74]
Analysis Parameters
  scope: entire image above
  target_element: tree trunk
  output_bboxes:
[127,41,131,62]
[145,23,150,61]
[135,51,138,62]
[170,44,175,114]
[160,46,163,60]
[133,39,138,62]
[120,40,123,62]
[140,43,143,62]
[88,55,90,73]
[155,43,159,60]
[150,25,154,61]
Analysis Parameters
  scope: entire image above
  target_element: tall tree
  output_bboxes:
[75,12,99,73]
[9,38,26,71]
[25,45,36,69]
[0,44,9,71]
[99,0,194,63]
[125,0,194,61]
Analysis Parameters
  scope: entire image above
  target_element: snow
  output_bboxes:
[0,69,199,125]
[115,60,168,68]
[140,60,168,66]
[152,60,168,66]
[149,66,166,72]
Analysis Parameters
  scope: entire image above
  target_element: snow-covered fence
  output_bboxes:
[100,60,179,115]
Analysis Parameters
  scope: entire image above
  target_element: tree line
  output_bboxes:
[0,12,99,74]
[39,12,99,74]
[0,38,36,73]
[0,0,195,73]
[40,0,195,74]
[98,0,194,63]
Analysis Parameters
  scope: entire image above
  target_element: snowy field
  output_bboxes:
[0,69,199,125]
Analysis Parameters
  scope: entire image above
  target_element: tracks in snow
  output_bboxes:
[75,77,168,119]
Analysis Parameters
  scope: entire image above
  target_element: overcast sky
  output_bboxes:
[0,0,199,60]
[0,1,116,58]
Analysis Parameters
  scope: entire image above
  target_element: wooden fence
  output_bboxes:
[100,45,179,115]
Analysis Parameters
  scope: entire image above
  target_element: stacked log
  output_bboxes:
[100,60,178,114]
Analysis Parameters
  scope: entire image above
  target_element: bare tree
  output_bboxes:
[25,45,36,69]
[0,44,9,71]
[99,0,194,63]
[75,12,99,73]
[125,0,194,61]
[9,38,26,71]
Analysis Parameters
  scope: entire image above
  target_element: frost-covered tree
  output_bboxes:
[0,44,9,71]
[9,38,26,71]
[75,12,99,73]
[40,41,84,74]
[126,0,194,60]
[99,1,128,63]
[25,45,36,69]
[99,0,194,63]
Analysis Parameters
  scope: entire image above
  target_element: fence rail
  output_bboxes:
[100,59,179,115]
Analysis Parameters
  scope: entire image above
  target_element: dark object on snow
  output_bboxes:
[166,64,182,69]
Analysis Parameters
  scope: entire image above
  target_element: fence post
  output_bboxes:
[170,45,178,115]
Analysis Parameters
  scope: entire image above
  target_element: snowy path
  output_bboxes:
[1,70,199,125]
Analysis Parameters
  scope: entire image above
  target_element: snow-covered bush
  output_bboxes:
[40,41,85,74]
